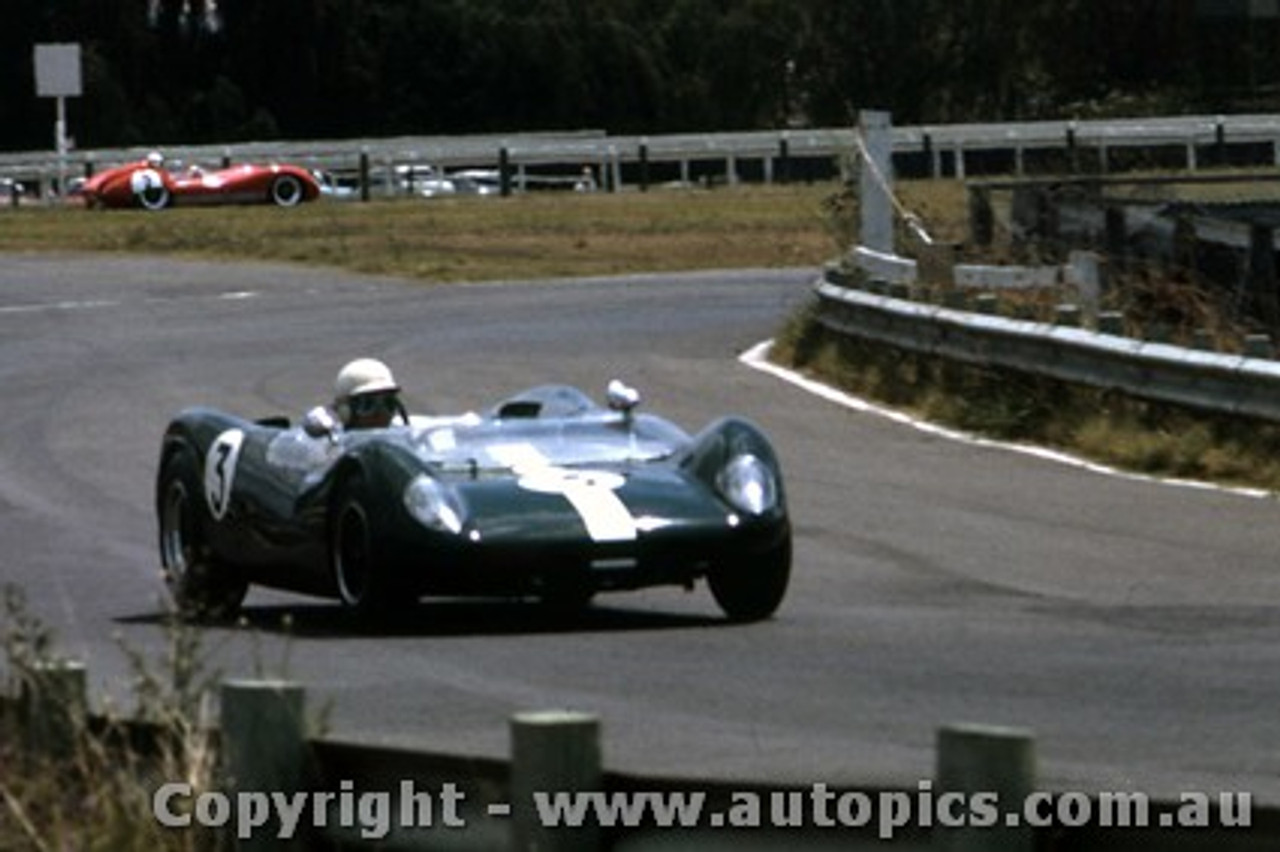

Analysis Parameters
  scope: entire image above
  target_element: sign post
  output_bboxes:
[33,43,82,201]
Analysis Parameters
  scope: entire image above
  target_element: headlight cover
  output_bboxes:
[716,454,778,516]
[403,475,465,534]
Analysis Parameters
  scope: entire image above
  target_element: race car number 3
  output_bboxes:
[205,429,245,521]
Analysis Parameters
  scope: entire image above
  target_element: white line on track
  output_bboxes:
[739,339,1275,502]
[0,290,259,315]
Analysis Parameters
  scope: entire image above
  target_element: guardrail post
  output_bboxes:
[935,724,1035,852]
[608,145,621,192]
[20,659,87,760]
[358,149,370,203]
[499,147,512,197]
[221,679,308,851]
[1104,205,1127,268]
[638,141,650,192]
[778,134,791,184]
[968,186,994,247]
[510,711,601,852]
[1248,224,1279,332]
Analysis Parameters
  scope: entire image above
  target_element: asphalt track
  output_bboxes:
[1,254,1279,802]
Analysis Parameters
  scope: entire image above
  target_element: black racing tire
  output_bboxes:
[707,534,791,623]
[157,449,248,622]
[137,183,171,211]
[269,174,305,207]
[330,473,410,621]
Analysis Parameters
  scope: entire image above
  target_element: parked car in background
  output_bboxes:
[311,169,360,200]
[1,177,29,207]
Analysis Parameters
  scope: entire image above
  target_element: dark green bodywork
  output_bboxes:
[156,385,790,606]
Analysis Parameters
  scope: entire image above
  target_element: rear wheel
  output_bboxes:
[157,450,248,621]
[269,175,305,207]
[707,534,791,623]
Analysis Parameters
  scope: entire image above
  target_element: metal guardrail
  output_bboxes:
[5,113,1280,189]
[814,271,1280,424]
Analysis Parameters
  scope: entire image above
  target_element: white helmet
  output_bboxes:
[145,150,164,169]
[334,358,399,404]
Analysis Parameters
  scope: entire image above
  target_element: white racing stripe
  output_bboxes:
[516,465,638,542]
[561,476,638,543]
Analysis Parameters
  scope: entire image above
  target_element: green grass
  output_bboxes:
[0,185,841,282]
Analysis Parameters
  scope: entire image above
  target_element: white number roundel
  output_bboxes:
[204,429,245,521]
[130,168,164,196]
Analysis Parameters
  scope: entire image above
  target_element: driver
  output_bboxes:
[145,150,165,170]
[333,357,404,429]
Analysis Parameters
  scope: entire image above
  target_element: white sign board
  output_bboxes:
[34,43,82,98]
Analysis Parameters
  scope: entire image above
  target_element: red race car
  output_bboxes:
[81,151,321,210]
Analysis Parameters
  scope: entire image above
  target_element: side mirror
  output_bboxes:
[302,406,339,440]
[606,379,641,415]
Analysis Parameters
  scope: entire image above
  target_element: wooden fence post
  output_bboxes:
[510,710,601,852]
[935,723,1036,852]
[221,679,308,851]
[20,659,87,760]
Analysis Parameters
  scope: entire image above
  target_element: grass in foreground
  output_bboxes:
[772,303,1280,493]
[0,185,842,283]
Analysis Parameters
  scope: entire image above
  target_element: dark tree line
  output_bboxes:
[3,0,1280,152]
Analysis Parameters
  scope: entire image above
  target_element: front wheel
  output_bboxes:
[330,474,410,621]
[707,534,791,623]
[157,449,248,621]
[269,175,305,207]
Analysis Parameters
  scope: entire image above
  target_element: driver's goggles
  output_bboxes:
[349,392,399,416]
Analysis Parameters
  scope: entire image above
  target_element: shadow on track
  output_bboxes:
[116,598,727,639]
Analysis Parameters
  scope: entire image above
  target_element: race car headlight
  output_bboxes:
[716,454,778,516]
[404,475,465,534]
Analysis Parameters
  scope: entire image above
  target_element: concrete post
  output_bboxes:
[510,711,601,852]
[1066,250,1103,324]
[20,659,87,760]
[935,724,1036,852]
[1097,311,1126,335]
[1244,334,1275,359]
[221,679,308,851]
[608,145,622,193]
[858,110,895,255]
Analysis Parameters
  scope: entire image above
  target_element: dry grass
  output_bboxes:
[0,185,841,282]
[773,298,1280,492]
